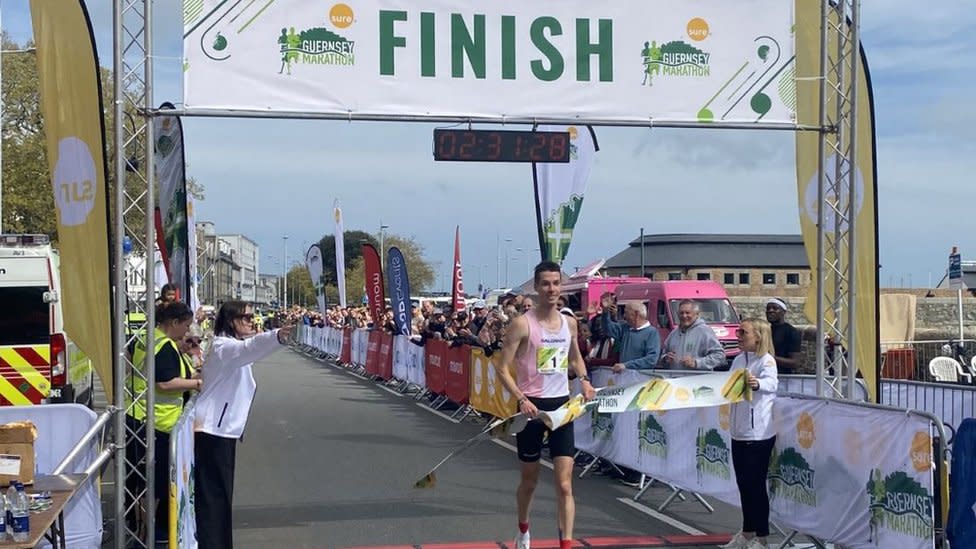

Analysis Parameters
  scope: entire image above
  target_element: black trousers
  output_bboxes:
[731,437,776,537]
[195,432,238,549]
[154,430,171,538]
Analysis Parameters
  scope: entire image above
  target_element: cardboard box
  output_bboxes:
[0,423,36,485]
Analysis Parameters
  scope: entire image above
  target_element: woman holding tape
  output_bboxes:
[194,301,294,549]
[723,318,778,549]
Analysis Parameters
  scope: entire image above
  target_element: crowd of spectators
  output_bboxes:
[281,294,629,376]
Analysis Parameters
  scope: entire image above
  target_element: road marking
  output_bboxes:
[490,438,554,470]
[415,402,461,424]
[615,498,705,535]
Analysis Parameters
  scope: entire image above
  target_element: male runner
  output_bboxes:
[497,261,596,549]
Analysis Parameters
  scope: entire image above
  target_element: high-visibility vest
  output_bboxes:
[127,328,190,433]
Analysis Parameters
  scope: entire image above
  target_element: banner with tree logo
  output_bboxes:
[184,0,795,124]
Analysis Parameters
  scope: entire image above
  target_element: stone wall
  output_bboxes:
[730,296,976,337]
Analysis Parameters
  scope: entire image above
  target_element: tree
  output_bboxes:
[316,230,436,306]
[316,230,377,287]
[381,233,435,292]
[286,264,316,308]
[1,35,53,236]
[0,33,204,248]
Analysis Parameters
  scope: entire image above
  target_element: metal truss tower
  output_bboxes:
[815,0,862,400]
[114,0,157,547]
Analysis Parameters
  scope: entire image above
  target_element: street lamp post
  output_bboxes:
[282,235,288,310]
[504,237,512,287]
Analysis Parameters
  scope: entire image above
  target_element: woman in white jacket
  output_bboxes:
[194,301,293,549]
[722,318,778,549]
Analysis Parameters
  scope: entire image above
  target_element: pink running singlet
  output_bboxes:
[516,312,571,398]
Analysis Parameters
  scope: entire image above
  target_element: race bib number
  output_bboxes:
[536,345,569,375]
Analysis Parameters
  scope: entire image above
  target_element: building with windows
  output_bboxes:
[257,273,280,308]
[219,234,259,302]
[604,233,811,297]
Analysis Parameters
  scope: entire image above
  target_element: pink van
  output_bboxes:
[614,281,741,362]
[560,260,649,315]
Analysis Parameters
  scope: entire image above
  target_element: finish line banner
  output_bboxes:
[414,369,750,487]
[183,0,795,124]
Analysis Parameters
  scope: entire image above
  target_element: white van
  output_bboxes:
[0,234,94,406]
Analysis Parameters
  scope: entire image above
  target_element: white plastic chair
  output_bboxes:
[928,357,960,383]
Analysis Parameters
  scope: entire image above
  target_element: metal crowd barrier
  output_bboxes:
[881,379,976,444]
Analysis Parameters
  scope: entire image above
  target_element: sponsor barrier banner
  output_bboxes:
[444,344,470,405]
[170,398,197,548]
[406,337,426,387]
[350,329,368,366]
[341,329,352,363]
[425,339,448,394]
[769,399,934,548]
[183,0,795,125]
[573,370,936,548]
[365,330,382,376]
[377,332,394,380]
[469,348,517,419]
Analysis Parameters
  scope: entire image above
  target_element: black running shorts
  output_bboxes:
[516,395,575,462]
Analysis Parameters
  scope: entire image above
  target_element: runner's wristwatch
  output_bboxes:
[579,375,591,383]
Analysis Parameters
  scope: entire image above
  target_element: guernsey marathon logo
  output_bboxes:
[592,409,615,441]
[768,447,817,506]
[638,414,667,460]
[278,4,356,75]
[696,427,730,481]
[866,469,934,541]
[641,18,711,86]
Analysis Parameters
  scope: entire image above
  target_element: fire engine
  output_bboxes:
[0,234,94,406]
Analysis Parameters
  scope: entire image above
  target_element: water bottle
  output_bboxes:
[0,491,7,540]
[5,482,15,538]
[10,482,28,542]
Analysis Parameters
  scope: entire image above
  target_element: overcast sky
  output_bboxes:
[2,1,972,292]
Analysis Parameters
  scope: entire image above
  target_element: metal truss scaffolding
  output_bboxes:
[111,1,861,547]
[114,0,156,547]
[815,0,861,400]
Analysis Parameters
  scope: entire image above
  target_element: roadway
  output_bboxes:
[228,346,770,549]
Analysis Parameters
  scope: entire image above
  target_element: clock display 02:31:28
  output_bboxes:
[433,129,571,163]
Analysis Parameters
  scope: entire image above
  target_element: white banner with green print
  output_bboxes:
[575,372,937,548]
[534,125,596,264]
[183,0,795,124]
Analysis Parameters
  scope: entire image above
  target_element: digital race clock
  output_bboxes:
[432,129,571,163]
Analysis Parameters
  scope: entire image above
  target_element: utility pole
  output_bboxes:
[640,227,645,277]
[282,235,288,310]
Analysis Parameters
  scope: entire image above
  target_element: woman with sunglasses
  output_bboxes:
[723,318,779,549]
[194,301,294,549]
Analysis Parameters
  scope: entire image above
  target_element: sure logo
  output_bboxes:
[53,137,98,227]
[330,4,354,28]
[686,18,710,41]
